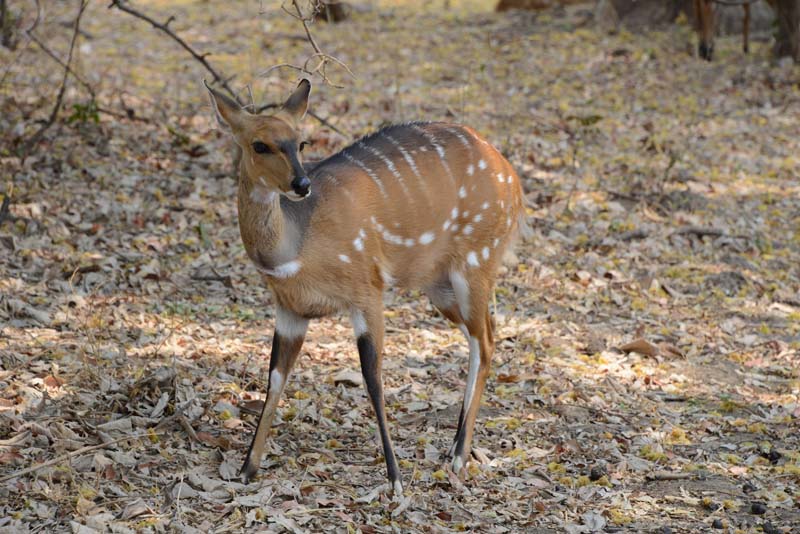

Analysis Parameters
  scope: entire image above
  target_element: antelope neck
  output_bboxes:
[237,177,315,271]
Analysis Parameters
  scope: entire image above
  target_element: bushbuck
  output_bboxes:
[204,80,525,495]
[695,0,777,60]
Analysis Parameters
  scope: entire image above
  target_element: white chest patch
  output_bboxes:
[260,260,302,279]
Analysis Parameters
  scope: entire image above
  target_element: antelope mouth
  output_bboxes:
[283,189,310,202]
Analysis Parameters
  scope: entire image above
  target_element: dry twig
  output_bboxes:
[21,0,88,159]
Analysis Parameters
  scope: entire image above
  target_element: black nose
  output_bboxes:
[291,176,311,197]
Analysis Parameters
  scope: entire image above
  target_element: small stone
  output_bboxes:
[659,527,672,534]
[743,481,757,493]
[750,502,767,515]
[589,465,606,481]
[711,519,724,529]
[762,521,779,534]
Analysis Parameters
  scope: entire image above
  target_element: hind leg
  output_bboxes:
[426,270,495,472]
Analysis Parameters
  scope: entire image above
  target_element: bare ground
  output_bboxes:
[1,1,799,533]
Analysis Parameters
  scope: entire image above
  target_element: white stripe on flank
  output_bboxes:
[419,232,435,245]
[450,270,470,321]
[342,151,387,197]
[358,142,411,198]
[466,251,479,267]
[339,254,351,263]
[410,125,454,183]
[276,307,309,340]
[445,127,472,149]
[381,132,422,178]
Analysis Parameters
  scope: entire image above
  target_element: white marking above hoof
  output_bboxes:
[452,456,465,473]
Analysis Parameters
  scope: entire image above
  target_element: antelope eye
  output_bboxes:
[252,141,271,154]
[299,141,310,152]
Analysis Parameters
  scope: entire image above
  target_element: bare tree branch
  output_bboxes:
[21,0,88,159]
[262,0,355,88]
[108,0,243,105]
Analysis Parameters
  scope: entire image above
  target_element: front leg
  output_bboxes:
[351,307,402,496]
[241,306,308,483]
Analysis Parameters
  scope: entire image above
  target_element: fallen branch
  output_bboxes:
[671,226,726,238]
[0,431,150,483]
[21,0,88,159]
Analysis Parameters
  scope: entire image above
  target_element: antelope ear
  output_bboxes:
[204,80,244,134]
[282,79,311,122]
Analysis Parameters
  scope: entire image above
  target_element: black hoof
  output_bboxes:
[240,459,259,484]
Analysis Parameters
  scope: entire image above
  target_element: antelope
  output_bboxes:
[695,0,776,61]
[204,79,525,495]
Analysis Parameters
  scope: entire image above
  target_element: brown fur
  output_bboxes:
[205,80,525,489]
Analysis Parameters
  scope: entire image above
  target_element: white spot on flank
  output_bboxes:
[500,200,505,209]
[353,236,364,251]
[419,232,435,245]
[450,270,470,321]
[478,159,487,170]
[451,207,458,220]
[497,173,505,183]
[443,220,451,231]
[339,254,351,263]
[382,230,404,246]
[405,238,416,247]
[462,224,473,235]
[451,223,459,232]
[350,309,368,337]
[420,146,427,152]
[467,251,479,267]
[467,164,475,176]
[359,228,367,238]
[462,211,469,218]
[507,174,514,183]
[506,216,512,227]
[481,201,489,210]
[259,260,302,279]
[493,237,500,248]
[482,247,490,260]
[276,307,309,340]
[459,186,467,199]
[473,214,483,223]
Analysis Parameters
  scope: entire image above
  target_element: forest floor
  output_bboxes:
[1,1,800,533]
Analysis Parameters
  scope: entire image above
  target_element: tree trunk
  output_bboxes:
[773,0,800,61]
[315,1,348,22]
